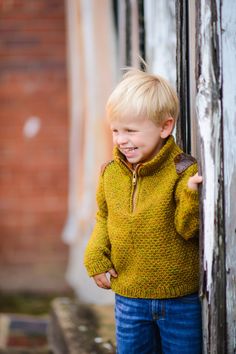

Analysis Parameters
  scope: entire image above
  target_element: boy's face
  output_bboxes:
[110,117,165,164]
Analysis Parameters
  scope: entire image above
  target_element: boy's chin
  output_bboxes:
[126,156,142,164]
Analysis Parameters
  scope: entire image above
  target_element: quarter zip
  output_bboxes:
[132,170,137,185]
[118,158,140,212]
[131,168,139,212]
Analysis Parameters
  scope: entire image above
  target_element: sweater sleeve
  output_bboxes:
[174,163,200,240]
[84,173,113,277]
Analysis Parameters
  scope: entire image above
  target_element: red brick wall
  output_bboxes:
[0,0,69,292]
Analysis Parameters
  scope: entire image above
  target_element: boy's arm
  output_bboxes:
[174,163,201,240]
[84,173,114,276]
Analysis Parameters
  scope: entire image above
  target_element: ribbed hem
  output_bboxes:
[111,282,199,299]
[84,259,113,277]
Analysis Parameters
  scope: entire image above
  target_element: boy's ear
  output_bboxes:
[160,117,175,138]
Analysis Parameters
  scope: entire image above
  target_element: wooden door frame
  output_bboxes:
[176,0,228,352]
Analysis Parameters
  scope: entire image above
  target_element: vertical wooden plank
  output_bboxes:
[64,0,85,239]
[195,0,226,352]
[118,0,127,69]
[130,0,139,67]
[187,1,197,157]
[175,0,191,152]
[137,0,145,62]
[64,0,115,304]
[117,0,144,69]
[144,0,176,86]
[125,0,132,65]
[221,1,236,352]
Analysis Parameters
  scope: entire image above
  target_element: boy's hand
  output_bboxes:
[187,173,203,191]
[93,268,118,289]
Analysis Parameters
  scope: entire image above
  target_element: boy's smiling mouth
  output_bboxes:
[124,147,137,151]
[120,147,138,153]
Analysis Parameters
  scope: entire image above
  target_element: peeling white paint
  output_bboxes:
[196,2,215,299]
[222,2,236,218]
[196,0,224,304]
[196,0,224,306]
[222,0,236,351]
[196,85,215,297]
[195,0,236,351]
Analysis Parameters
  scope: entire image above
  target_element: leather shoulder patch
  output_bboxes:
[100,160,114,175]
[174,153,196,174]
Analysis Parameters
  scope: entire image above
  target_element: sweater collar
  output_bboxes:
[113,135,182,176]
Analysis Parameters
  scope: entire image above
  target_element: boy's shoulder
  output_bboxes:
[174,153,197,174]
[100,160,115,175]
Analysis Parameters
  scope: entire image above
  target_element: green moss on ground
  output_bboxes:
[0,292,73,315]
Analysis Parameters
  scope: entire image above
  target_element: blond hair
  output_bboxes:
[106,69,179,126]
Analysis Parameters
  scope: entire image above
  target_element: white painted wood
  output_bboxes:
[64,0,116,304]
[196,0,220,298]
[195,0,223,352]
[130,0,140,68]
[117,0,140,70]
[63,0,84,245]
[221,1,236,351]
[178,0,236,351]
[144,0,176,86]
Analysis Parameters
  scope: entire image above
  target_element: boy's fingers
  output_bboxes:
[187,173,203,190]
[194,175,203,184]
[98,279,111,289]
[198,176,203,182]
[108,268,118,277]
[93,269,118,289]
[191,173,203,183]
[93,273,111,289]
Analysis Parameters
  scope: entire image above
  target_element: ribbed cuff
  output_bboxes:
[85,258,113,277]
[184,188,199,202]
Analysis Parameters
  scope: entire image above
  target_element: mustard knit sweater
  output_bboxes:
[84,135,200,299]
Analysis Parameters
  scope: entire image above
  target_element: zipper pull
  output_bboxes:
[132,171,137,185]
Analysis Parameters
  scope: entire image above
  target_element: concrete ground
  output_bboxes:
[0,299,115,353]
[49,298,116,354]
[90,304,115,346]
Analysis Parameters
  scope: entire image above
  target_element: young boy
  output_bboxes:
[84,69,203,354]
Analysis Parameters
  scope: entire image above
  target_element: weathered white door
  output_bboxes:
[177,0,236,352]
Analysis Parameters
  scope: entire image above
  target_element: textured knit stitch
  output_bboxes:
[84,135,200,299]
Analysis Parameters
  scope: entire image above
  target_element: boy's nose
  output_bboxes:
[116,134,128,145]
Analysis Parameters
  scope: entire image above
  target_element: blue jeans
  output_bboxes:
[115,293,202,354]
